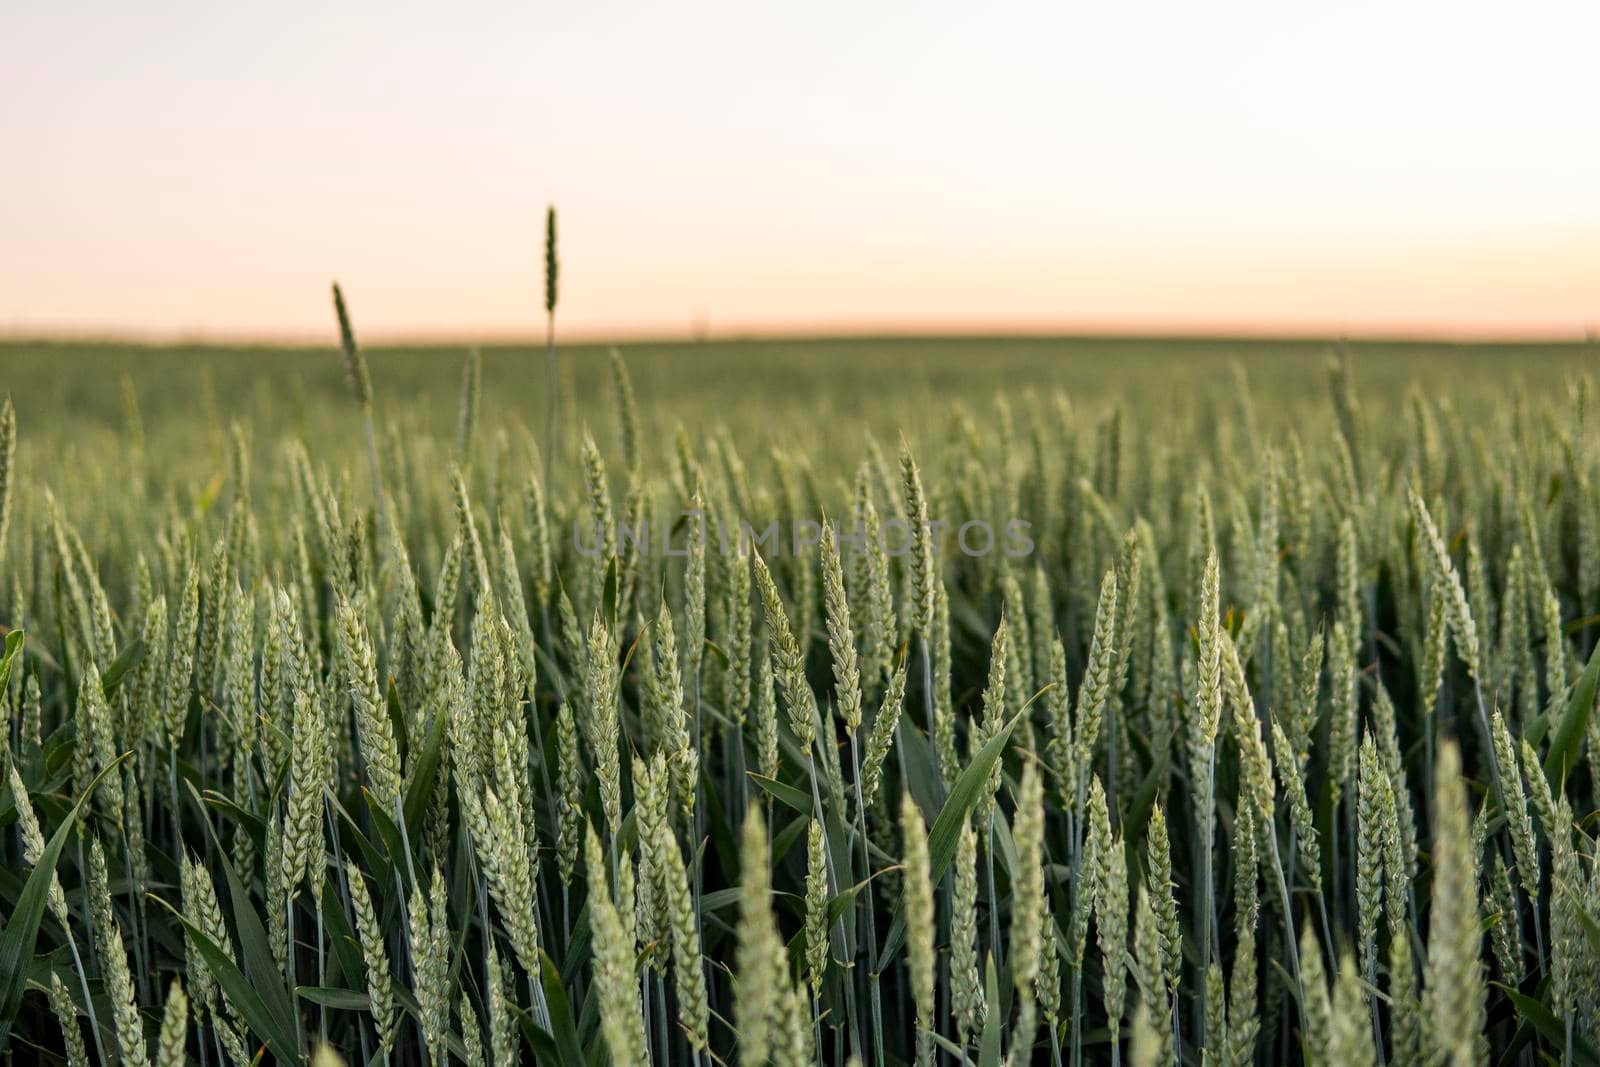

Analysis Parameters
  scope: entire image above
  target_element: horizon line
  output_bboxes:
[2,316,1597,349]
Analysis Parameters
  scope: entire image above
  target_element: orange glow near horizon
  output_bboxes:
[4,2,1599,343]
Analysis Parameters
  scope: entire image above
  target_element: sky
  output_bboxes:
[4,1,1599,342]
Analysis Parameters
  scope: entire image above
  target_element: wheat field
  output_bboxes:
[1,329,1597,1066]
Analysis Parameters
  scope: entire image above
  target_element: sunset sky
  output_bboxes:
[4,1,1598,341]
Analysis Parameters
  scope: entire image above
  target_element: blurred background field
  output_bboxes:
[5,335,1589,478]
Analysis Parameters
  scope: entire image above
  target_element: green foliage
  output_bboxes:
[1,340,1598,1065]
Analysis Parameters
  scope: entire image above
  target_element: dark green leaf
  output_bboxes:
[749,772,812,817]
[185,781,299,1046]
[1543,640,1600,790]
[201,789,268,850]
[98,637,145,699]
[0,753,127,1050]
[539,949,586,1067]
[879,709,1023,970]
[363,788,411,890]
[1495,982,1600,1066]
[296,985,371,1010]
[155,897,300,1063]
[320,873,366,992]
[403,706,450,837]
[385,675,410,764]
[602,557,619,627]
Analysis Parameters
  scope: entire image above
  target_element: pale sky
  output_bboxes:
[4,1,1599,341]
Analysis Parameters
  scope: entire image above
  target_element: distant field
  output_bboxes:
[3,334,1587,477]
